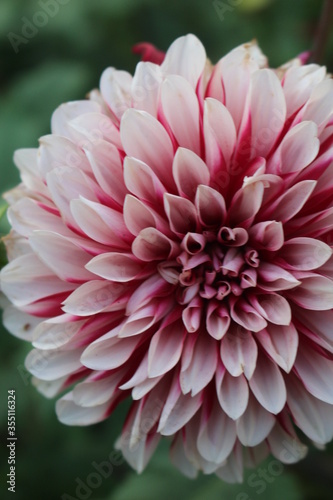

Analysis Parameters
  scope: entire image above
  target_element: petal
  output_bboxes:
[56,392,110,426]
[203,97,237,175]
[180,336,217,396]
[288,273,333,310]
[164,193,197,235]
[172,148,210,200]
[86,252,144,281]
[301,79,333,133]
[62,280,127,316]
[132,61,163,116]
[29,230,95,282]
[120,109,174,190]
[132,227,178,261]
[230,298,267,332]
[236,393,275,446]
[39,134,91,178]
[294,342,333,404]
[248,293,291,325]
[195,185,226,227]
[249,69,286,158]
[255,322,298,373]
[100,67,132,119]
[249,352,287,414]
[81,335,140,371]
[216,370,249,420]
[197,400,236,464]
[148,321,186,377]
[161,34,206,88]
[161,75,201,154]
[51,100,101,140]
[123,156,166,205]
[278,237,332,271]
[248,220,284,251]
[25,347,83,380]
[220,327,258,379]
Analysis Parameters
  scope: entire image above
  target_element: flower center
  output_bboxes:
[158,226,260,306]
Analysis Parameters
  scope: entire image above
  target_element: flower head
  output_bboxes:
[1,34,333,481]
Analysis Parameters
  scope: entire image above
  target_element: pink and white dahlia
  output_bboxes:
[2,34,333,482]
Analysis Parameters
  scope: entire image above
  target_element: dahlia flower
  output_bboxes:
[2,34,333,482]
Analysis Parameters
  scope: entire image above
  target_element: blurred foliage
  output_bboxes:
[1,0,333,499]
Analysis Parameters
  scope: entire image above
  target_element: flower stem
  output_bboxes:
[310,0,333,64]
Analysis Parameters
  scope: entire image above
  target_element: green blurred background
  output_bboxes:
[1,0,333,499]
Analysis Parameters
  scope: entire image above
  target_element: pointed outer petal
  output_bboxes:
[267,421,308,464]
[216,370,249,420]
[32,314,85,350]
[206,302,230,340]
[45,166,99,228]
[230,298,267,333]
[220,42,268,131]
[132,227,179,262]
[179,336,218,396]
[84,140,127,205]
[125,274,172,315]
[131,374,164,400]
[126,389,164,447]
[203,98,237,174]
[197,399,236,464]
[81,333,140,370]
[69,112,122,150]
[85,252,144,282]
[255,323,298,373]
[100,67,132,119]
[119,298,173,338]
[7,198,72,239]
[300,79,333,133]
[287,273,333,310]
[39,134,91,178]
[161,75,201,154]
[215,441,244,484]
[120,109,175,190]
[51,100,101,139]
[228,181,265,228]
[257,262,301,291]
[123,195,156,236]
[236,393,275,446]
[250,69,286,158]
[0,253,75,307]
[148,321,186,377]
[271,121,320,175]
[119,352,149,390]
[294,308,333,353]
[32,375,68,398]
[294,342,333,404]
[115,425,161,474]
[2,306,41,341]
[131,61,163,116]
[164,193,197,235]
[29,231,95,283]
[170,433,198,479]
[248,293,291,326]
[220,327,258,379]
[56,392,109,426]
[123,156,166,205]
[205,60,225,103]
[73,371,125,407]
[287,373,333,444]
[70,197,132,247]
[264,180,317,223]
[195,185,226,227]
[172,148,210,200]
[62,280,127,316]
[278,237,332,271]
[25,347,83,380]
[161,34,206,88]
[158,383,203,436]
[13,148,39,181]
[1,232,31,262]
[287,206,333,239]
[249,351,287,414]
[283,64,326,118]
[248,220,284,251]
